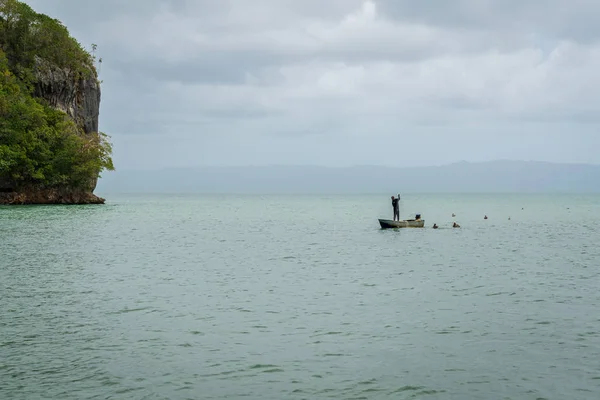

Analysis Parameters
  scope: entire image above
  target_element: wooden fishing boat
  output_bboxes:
[378,216,425,229]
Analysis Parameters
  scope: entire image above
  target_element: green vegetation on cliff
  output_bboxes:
[0,0,113,190]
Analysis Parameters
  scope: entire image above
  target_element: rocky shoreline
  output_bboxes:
[0,188,105,205]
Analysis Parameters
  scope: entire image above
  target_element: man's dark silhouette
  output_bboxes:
[391,196,400,221]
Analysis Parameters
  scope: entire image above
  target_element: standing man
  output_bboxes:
[391,195,400,221]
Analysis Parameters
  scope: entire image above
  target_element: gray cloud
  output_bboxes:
[22,0,600,169]
[378,0,600,42]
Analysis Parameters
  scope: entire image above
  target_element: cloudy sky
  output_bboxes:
[25,0,600,169]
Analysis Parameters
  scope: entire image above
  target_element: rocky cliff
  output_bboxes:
[33,57,103,194]
[34,57,101,136]
[0,60,105,205]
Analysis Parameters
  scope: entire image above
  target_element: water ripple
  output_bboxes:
[2,194,600,399]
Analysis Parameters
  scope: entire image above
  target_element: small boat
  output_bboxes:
[378,215,425,229]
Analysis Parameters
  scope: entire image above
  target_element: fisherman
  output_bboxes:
[391,195,400,221]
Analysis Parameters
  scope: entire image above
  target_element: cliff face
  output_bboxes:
[33,57,101,135]
[31,57,102,195]
[0,59,105,205]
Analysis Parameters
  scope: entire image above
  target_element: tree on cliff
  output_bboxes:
[0,0,113,192]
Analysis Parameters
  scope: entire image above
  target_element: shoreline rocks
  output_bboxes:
[0,188,105,205]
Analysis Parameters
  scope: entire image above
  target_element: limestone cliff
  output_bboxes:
[33,56,102,193]
[34,57,101,136]
[0,61,105,204]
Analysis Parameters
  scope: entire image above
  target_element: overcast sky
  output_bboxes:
[25,0,600,169]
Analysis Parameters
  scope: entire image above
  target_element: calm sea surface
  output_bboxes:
[1,193,600,400]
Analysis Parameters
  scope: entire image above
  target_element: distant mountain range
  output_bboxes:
[95,160,600,194]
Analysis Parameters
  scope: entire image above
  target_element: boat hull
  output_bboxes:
[378,218,425,229]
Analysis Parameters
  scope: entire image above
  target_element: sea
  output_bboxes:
[1,193,600,400]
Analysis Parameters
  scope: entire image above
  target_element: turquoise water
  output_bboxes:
[1,194,600,399]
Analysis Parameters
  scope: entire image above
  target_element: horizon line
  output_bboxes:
[94,189,600,195]
[99,159,600,173]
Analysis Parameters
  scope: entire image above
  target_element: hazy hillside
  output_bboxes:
[96,160,600,194]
